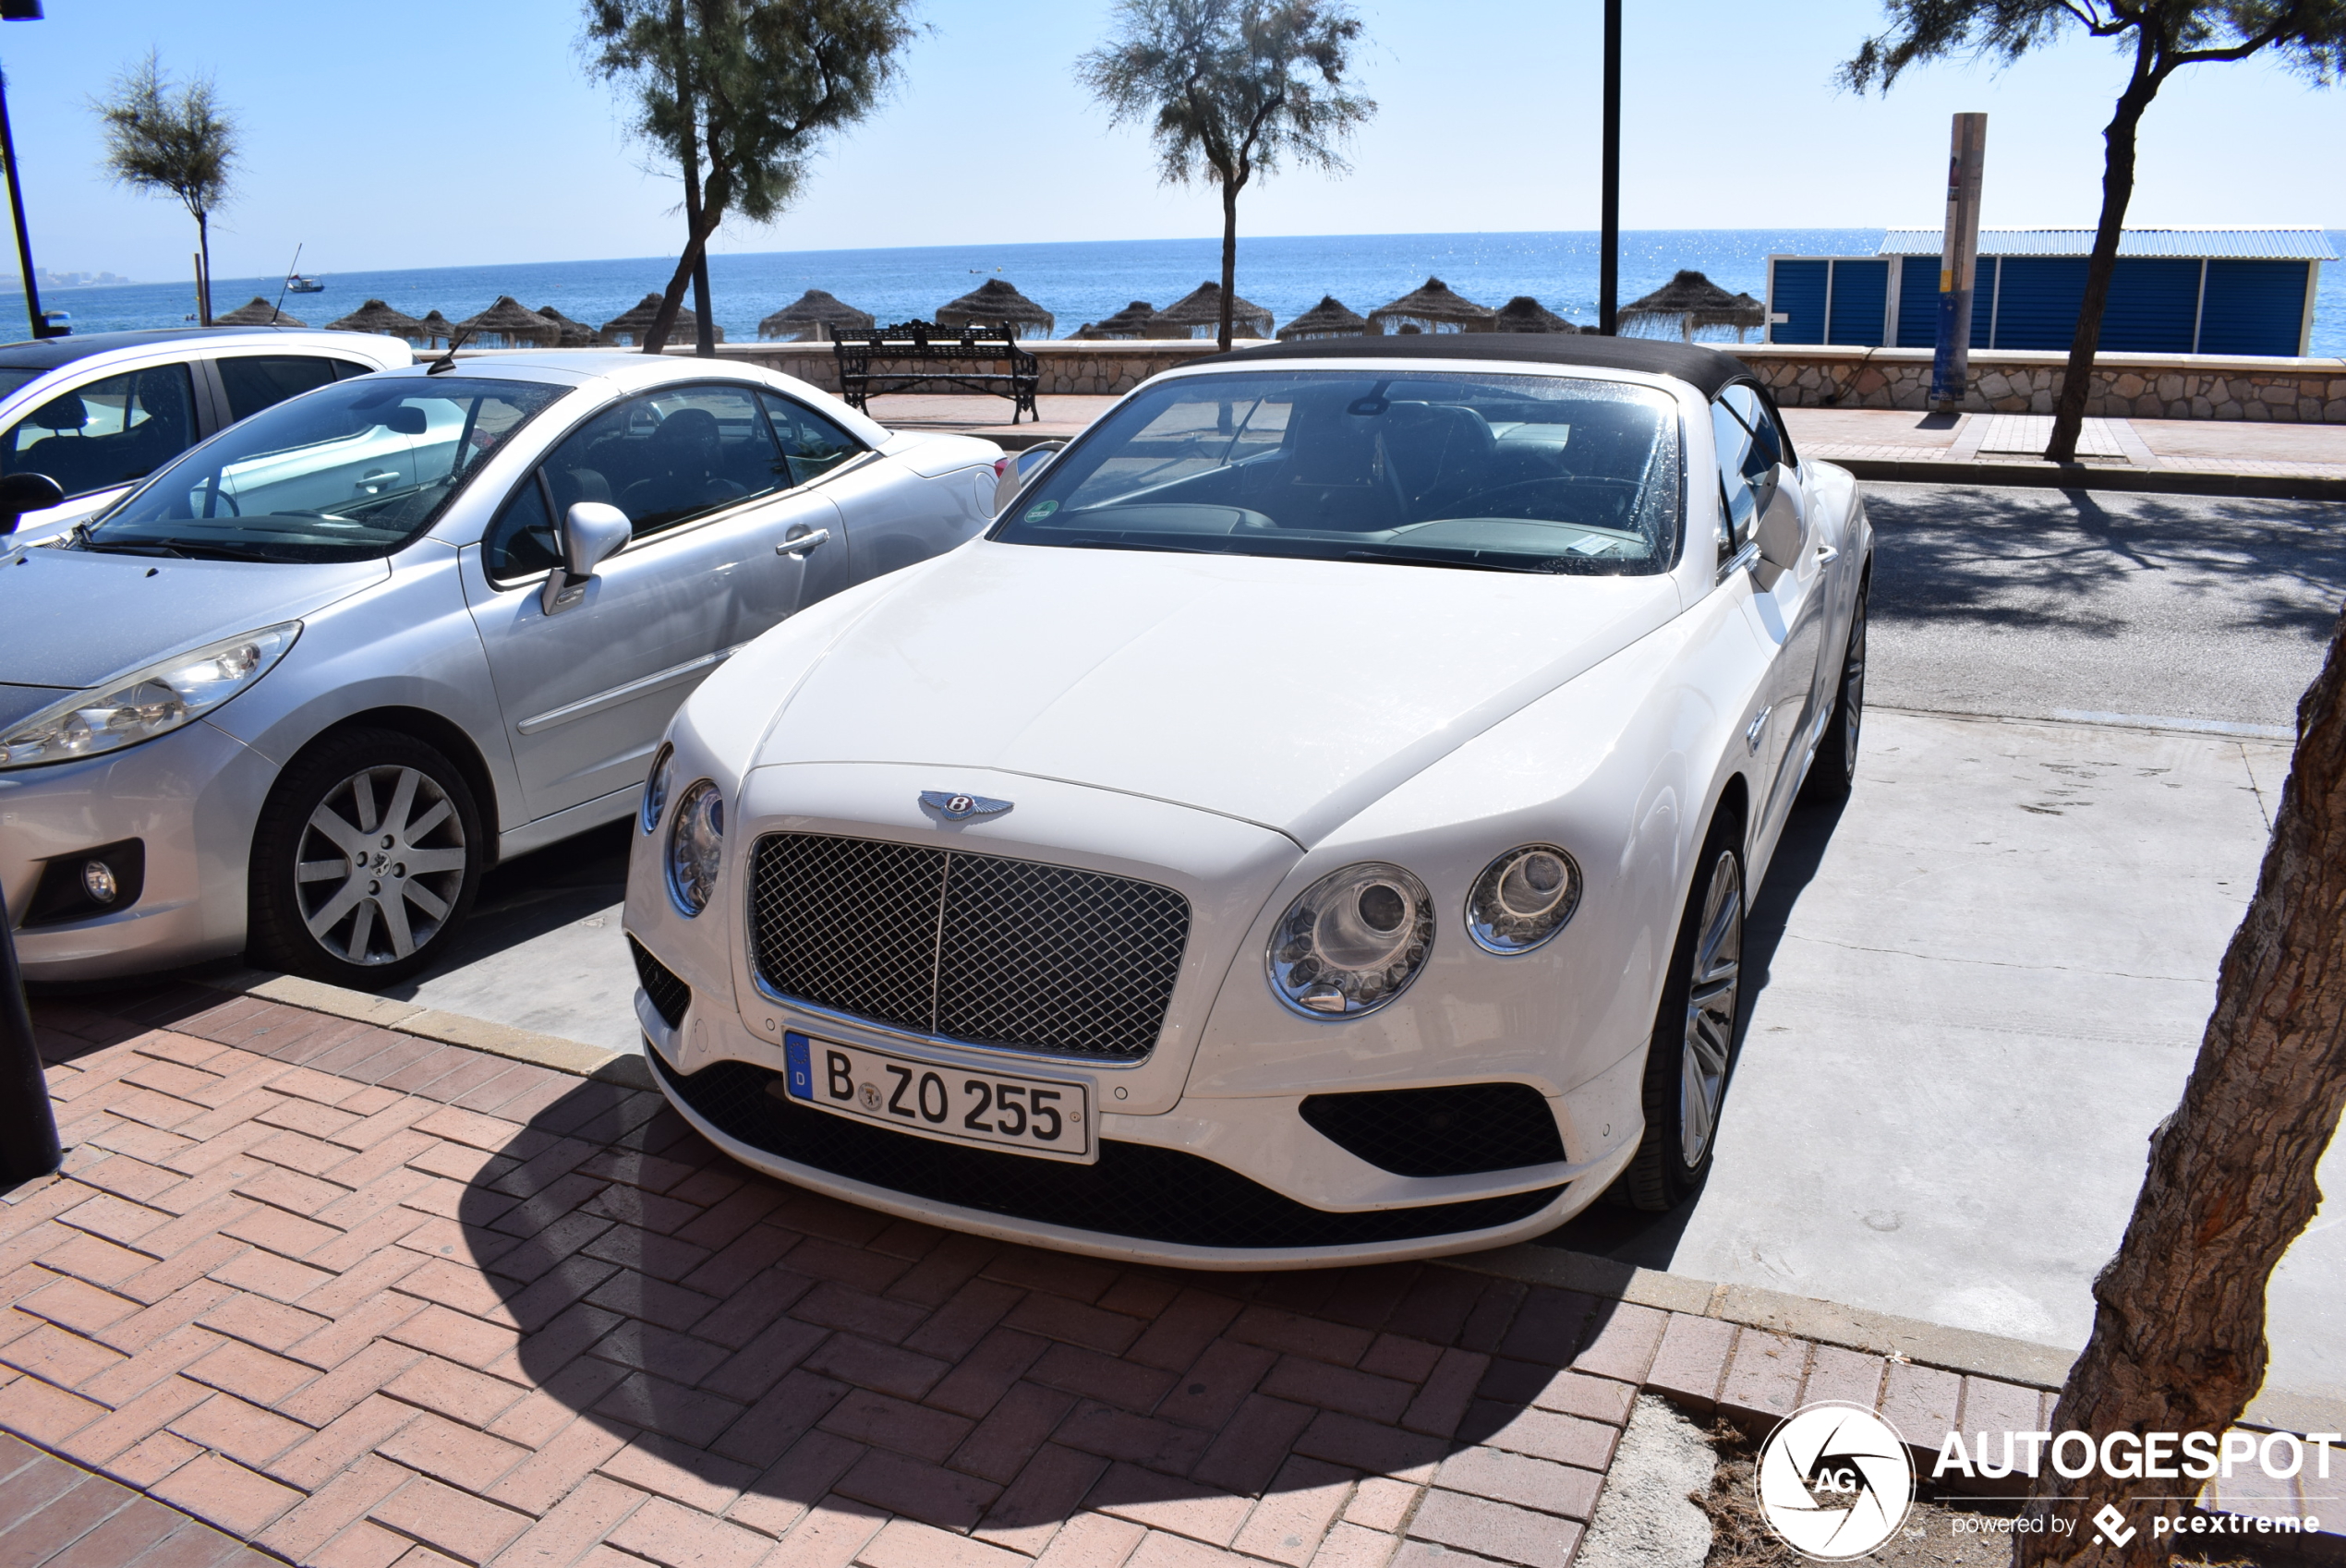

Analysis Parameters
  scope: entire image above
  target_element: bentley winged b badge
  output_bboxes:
[920,790,1012,821]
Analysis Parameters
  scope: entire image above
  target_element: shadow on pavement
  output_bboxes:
[372,819,633,1003]
[449,1075,1656,1537]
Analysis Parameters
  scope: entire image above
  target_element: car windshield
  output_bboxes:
[76,376,566,563]
[993,369,1682,575]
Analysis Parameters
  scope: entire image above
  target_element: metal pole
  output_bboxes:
[1598,0,1621,335]
[1929,113,1988,412]
[0,67,54,341]
[0,881,63,1186]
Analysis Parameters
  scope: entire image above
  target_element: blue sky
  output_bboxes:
[5,0,2340,283]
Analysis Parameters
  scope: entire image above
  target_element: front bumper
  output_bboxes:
[0,719,271,981]
[633,959,1644,1269]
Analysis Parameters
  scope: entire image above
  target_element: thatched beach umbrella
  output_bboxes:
[1491,296,1571,334]
[599,293,725,347]
[1072,301,1162,341]
[1276,296,1369,341]
[1368,278,1495,335]
[935,278,1054,339]
[534,306,601,347]
[759,289,875,342]
[417,310,458,347]
[453,296,565,349]
[1621,270,1767,342]
[1151,282,1274,341]
[325,299,429,340]
[213,296,306,327]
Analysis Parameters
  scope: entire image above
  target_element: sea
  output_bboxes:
[9,227,2343,355]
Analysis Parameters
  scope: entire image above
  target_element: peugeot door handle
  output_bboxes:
[1813,542,1839,564]
[775,527,831,556]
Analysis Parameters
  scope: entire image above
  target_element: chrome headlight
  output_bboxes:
[1467,845,1582,954]
[642,742,674,833]
[0,621,301,770]
[1266,862,1434,1018]
[665,779,724,915]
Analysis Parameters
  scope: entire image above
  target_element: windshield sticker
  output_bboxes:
[1024,500,1059,520]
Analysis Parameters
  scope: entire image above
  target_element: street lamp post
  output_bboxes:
[1598,0,1621,336]
[0,0,59,342]
[0,881,63,1185]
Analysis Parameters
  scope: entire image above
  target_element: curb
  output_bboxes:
[1835,455,2346,501]
[186,970,2346,1444]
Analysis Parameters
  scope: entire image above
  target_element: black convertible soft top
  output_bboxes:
[1194,332,1748,398]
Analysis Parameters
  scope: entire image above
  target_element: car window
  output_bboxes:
[1721,384,1786,472]
[1,363,199,500]
[995,369,1683,576]
[485,473,562,581]
[1711,401,1758,565]
[80,376,564,563]
[216,356,346,423]
[528,384,789,549]
[759,392,864,486]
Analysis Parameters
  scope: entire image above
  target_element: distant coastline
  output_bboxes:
[7,227,2340,355]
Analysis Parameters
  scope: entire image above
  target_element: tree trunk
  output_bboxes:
[2013,608,2346,1566]
[1217,179,1240,355]
[2045,38,2161,463]
[196,210,212,327]
[644,0,703,356]
[692,248,717,358]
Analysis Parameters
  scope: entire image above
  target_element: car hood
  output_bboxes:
[752,540,1684,843]
[0,546,388,687]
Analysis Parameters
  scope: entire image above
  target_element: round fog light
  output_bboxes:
[82,859,119,905]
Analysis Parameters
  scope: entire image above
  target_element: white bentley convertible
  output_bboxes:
[624,336,1870,1267]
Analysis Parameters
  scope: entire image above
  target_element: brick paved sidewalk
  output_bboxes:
[14,983,2278,1568]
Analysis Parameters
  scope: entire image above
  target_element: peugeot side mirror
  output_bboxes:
[543,501,631,615]
[0,472,65,534]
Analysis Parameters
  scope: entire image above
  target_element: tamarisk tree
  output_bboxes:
[1843,1,2345,464]
[585,0,916,356]
[2009,607,2346,1567]
[93,54,236,328]
[1080,0,1373,352]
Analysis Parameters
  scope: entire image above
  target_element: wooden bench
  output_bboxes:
[833,321,1041,423]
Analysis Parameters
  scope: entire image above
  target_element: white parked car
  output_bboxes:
[625,336,1871,1266]
[2,352,1003,985]
[0,328,413,539]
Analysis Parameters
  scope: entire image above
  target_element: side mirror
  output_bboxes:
[1750,464,1802,590]
[0,472,66,534]
[542,501,631,615]
[993,440,1064,517]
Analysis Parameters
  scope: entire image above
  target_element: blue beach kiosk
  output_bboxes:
[1766,229,2331,356]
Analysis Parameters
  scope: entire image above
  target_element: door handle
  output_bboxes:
[1746,706,1772,754]
[357,469,399,494]
[775,526,831,556]
[1813,542,1840,564]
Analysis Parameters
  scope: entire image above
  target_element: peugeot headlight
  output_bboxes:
[1266,862,1434,1018]
[642,743,674,833]
[1466,845,1582,954]
[665,780,724,915]
[0,622,300,770]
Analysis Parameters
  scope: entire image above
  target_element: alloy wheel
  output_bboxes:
[1678,850,1743,1167]
[294,764,469,965]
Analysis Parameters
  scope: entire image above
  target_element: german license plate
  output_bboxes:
[777,1031,1094,1163]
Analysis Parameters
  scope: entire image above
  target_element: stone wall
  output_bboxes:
[1725,345,2346,423]
[484,337,2346,423]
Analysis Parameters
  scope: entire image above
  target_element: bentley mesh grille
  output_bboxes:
[747,832,1190,1061]
[649,1048,1565,1250]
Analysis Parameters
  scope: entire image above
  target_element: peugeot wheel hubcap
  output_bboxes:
[295,765,467,964]
[1679,851,1742,1167]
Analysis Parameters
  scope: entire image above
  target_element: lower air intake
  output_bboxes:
[1300,1083,1566,1177]
[649,1050,1563,1251]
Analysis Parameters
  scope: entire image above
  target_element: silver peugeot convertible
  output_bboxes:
[0,351,1004,986]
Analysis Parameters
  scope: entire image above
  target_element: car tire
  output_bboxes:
[1803,580,1868,803]
[1620,815,1745,1212]
[247,728,484,991]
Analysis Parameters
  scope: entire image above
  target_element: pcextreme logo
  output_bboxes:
[1755,1403,1917,1560]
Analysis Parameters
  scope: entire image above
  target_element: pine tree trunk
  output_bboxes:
[2013,609,2346,1565]
[2046,39,2160,464]
[1218,181,1240,355]
[692,249,717,358]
